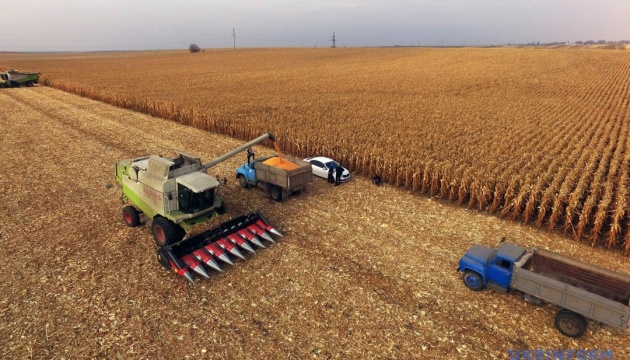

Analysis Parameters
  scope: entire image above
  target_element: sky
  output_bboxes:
[1,0,628,51]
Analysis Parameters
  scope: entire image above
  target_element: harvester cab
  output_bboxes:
[115,132,276,247]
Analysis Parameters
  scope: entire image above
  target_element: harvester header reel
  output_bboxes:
[156,210,282,283]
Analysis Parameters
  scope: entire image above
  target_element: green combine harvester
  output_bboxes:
[0,69,40,88]
[115,132,283,283]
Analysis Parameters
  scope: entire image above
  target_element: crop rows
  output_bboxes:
[8,47,629,252]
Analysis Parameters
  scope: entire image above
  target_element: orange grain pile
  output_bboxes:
[262,157,299,170]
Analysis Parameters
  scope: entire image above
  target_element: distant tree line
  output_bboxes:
[507,40,629,47]
[575,40,630,45]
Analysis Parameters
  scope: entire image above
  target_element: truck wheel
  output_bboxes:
[463,270,484,291]
[152,217,184,247]
[554,310,587,338]
[122,206,141,227]
[238,175,249,188]
[270,186,282,202]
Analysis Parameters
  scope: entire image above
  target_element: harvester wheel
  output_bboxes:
[152,217,184,247]
[122,206,140,227]
[238,175,249,188]
[215,202,227,215]
[270,186,282,202]
[26,81,34,87]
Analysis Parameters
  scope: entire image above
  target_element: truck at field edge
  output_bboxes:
[235,155,313,201]
[457,241,630,338]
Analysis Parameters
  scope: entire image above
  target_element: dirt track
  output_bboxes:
[1,87,629,359]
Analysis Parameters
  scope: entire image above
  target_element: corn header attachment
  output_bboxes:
[156,210,282,283]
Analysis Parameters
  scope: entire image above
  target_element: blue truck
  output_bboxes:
[458,241,630,338]
[235,155,312,201]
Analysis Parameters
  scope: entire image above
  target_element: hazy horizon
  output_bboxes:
[1,1,628,52]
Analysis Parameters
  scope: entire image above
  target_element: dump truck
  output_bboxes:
[0,69,40,88]
[235,155,312,201]
[458,241,630,338]
[115,132,284,283]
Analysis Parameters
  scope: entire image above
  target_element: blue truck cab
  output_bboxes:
[236,161,258,186]
[458,242,526,292]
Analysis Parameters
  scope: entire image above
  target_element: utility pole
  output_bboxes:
[232,28,236,50]
[330,32,336,48]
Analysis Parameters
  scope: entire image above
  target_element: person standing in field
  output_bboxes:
[335,165,343,186]
[372,173,382,186]
[247,147,255,164]
[328,166,335,184]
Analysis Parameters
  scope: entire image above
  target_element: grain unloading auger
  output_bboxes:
[157,210,282,283]
[114,132,283,282]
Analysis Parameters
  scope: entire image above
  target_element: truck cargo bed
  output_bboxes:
[254,156,312,190]
[520,248,630,304]
[513,248,630,330]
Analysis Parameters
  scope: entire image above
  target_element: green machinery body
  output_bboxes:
[114,133,276,247]
[0,69,40,88]
[115,153,222,232]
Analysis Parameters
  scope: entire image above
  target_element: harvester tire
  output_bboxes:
[152,217,184,247]
[122,206,140,227]
[26,81,34,87]
[270,186,282,202]
[238,175,249,188]
[215,202,227,215]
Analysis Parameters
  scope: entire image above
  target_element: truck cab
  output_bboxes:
[458,242,526,292]
[235,156,274,187]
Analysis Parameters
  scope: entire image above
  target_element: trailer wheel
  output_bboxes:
[554,310,587,338]
[152,217,184,247]
[122,206,140,227]
[270,186,282,202]
[463,270,484,291]
[238,175,249,188]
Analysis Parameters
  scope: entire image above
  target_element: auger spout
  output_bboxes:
[201,132,276,171]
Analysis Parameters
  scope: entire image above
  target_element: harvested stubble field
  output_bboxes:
[1,87,629,358]
[3,47,630,251]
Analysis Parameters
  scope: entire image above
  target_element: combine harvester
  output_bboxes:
[0,69,40,88]
[115,133,284,283]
